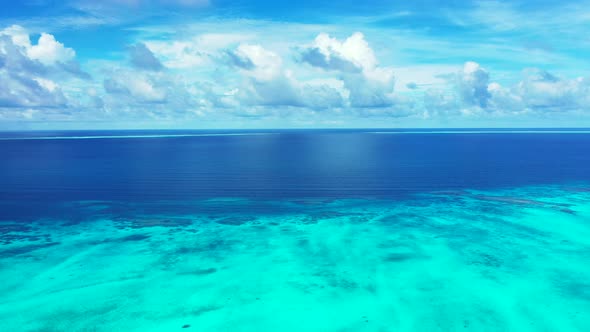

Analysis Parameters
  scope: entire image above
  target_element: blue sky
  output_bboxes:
[1,0,590,129]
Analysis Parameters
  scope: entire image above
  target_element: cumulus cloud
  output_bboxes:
[145,33,250,69]
[456,61,491,108]
[1,25,31,48]
[426,61,590,117]
[225,50,255,70]
[486,82,524,112]
[98,63,214,123]
[491,66,590,114]
[513,69,590,111]
[27,33,76,65]
[147,41,206,69]
[225,43,344,110]
[422,61,510,116]
[238,75,344,109]
[298,32,397,109]
[0,72,68,108]
[1,26,76,65]
[128,43,164,71]
[104,72,167,103]
[343,76,396,110]
[299,32,376,72]
[423,88,460,116]
[0,26,80,110]
[226,44,283,81]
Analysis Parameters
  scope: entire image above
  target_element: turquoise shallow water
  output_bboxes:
[1,184,590,331]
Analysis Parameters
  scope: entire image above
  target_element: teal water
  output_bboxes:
[1,184,589,331]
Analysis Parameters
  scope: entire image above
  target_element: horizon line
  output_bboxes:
[3,127,590,132]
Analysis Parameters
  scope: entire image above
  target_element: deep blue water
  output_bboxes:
[2,129,590,221]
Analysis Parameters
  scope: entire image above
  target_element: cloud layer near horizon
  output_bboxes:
[1,21,590,128]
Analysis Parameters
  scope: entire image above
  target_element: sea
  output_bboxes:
[1,129,589,331]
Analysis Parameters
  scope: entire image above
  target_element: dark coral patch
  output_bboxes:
[192,267,217,275]
[178,268,218,276]
[0,234,49,245]
[191,305,222,316]
[301,211,366,224]
[0,223,34,234]
[90,234,151,245]
[118,234,151,242]
[173,239,238,258]
[114,217,193,229]
[0,222,46,245]
[214,216,256,226]
[560,208,576,215]
[563,187,590,193]
[383,252,423,262]
[378,213,433,229]
[0,242,59,257]
[468,252,503,268]
[475,195,545,206]
[554,276,590,301]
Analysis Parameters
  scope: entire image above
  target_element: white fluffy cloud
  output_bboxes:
[229,44,283,81]
[423,62,521,116]
[0,70,68,109]
[456,61,491,108]
[104,74,167,103]
[27,33,76,65]
[99,65,205,121]
[423,89,459,116]
[1,25,76,65]
[298,32,398,109]
[224,43,344,111]
[300,32,376,72]
[424,61,590,117]
[1,25,31,48]
[146,40,206,69]
[513,69,590,111]
[0,26,79,110]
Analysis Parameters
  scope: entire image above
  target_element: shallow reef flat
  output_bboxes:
[1,185,590,331]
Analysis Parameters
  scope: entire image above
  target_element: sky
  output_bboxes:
[1,0,590,129]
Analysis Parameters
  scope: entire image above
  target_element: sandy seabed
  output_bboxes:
[1,185,590,331]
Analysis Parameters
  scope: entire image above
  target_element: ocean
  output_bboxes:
[1,129,590,331]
